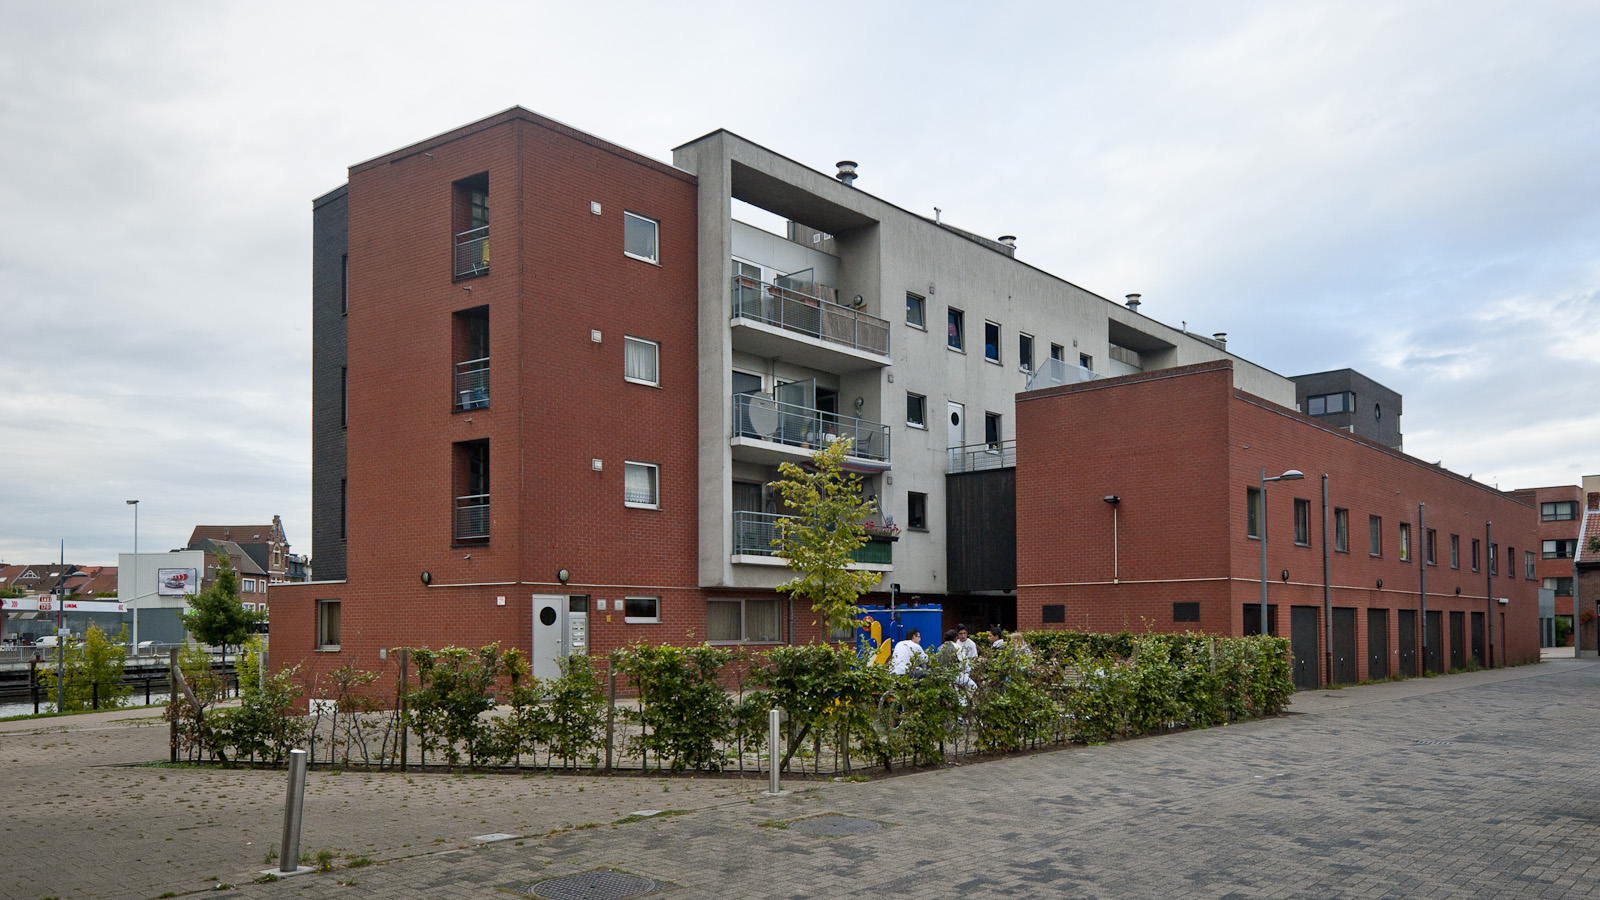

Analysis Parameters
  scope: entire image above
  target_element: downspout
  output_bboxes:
[1485,521,1494,667]
[1322,473,1331,686]
[1418,503,1427,672]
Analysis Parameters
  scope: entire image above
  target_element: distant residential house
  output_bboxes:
[192,539,272,612]
[187,515,293,584]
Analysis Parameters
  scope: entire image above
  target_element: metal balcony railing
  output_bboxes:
[454,494,489,542]
[1025,357,1102,390]
[454,357,489,410]
[454,225,489,277]
[731,276,889,357]
[732,510,893,565]
[732,394,890,462]
[949,439,1016,473]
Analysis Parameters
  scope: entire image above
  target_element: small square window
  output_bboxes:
[624,461,659,508]
[1019,333,1034,372]
[1050,343,1065,362]
[1079,353,1092,371]
[984,321,1001,363]
[906,392,927,428]
[947,308,964,351]
[908,491,928,530]
[624,336,660,386]
[906,293,926,328]
[624,211,659,264]
[1042,604,1066,624]
[623,596,660,624]
[1172,602,1200,623]
[316,600,341,650]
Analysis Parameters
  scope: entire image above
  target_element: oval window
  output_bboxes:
[1374,403,1382,420]
[950,411,960,426]
[539,606,558,626]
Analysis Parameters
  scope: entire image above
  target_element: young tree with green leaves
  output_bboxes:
[181,560,260,666]
[771,436,883,638]
[38,623,131,711]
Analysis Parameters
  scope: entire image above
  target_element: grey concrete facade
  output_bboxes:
[311,186,348,581]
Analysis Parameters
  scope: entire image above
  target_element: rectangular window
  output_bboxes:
[1471,538,1480,571]
[1398,523,1411,561]
[453,173,490,278]
[1306,391,1353,416]
[1542,501,1579,521]
[623,596,660,624]
[1334,508,1349,552]
[984,321,1001,363]
[340,253,348,315]
[1526,550,1536,579]
[984,412,1001,450]
[341,367,348,427]
[624,336,660,386]
[1246,487,1263,539]
[708,598,782,643]
[907,492,928,530]
[906,392,927,429]
[1426,528,1437,566]
[947,308,964,351]
[1050,343,1065,363]
[242,602,255,612]
[1489,543,1498,575]
[1018,332,1034,372]
[1079,353,1093,371]
[453,305,490,410]
[624,211,659,263]
[906,292,925,328]
[1042,604,1066,624]
[1545,576,1574,596]
[1369,515,1382,556]
[624,461,659,508]
[454,440,490,543]
[1293,498,1310,546]
[1544,539,1577,559]
[316,600,341,650]
[1173,602,1200,623]
[340,478,347,539]
[1451,534,1460,568]
[243,578,255,592]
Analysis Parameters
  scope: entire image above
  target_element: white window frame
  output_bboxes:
[624,335,660,386]
[984,320,1002,365]
[316,599,341,651]
[947,308,965,352]
[623,596,660,624]
[1018,332,1034,373]
[706,597,783,644]
[623,211,659,264]
[624,461,660,509]
[243,577,255,592]
[906,392,927,429]
[906,292,926,329]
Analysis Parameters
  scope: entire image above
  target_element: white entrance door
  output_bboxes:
[530,594,565,680]
[947,401,965,450]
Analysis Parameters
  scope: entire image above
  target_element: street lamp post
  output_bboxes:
[1259,467,1305,639]
[127,500,139,656]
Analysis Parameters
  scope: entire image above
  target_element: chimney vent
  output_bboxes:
[1213,332,1227,346]
[998,235,1016,248]
[1124,293,1142,311]
[835,160,858,186]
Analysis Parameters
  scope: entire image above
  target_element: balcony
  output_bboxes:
[454,226,489,278]
[949,439,1015,474]
[1025,357,1102,391]
[455,357,489,410]
[730,276,889,371]
[454,494,489,543]
[731,511,892,568]
[732,394,890,467]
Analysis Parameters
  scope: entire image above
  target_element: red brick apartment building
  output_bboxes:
[273,110,707,681]
[1506,485,1585,647]
[1015,361,1540,689]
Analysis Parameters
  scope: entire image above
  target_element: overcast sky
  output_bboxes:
[2,1,1596,567]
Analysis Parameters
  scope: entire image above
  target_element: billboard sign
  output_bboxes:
[157,568,199,597]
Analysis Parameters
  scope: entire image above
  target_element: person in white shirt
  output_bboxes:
[953,625,978,691]
[888,629,925,676]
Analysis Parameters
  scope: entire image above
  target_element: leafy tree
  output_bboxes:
[181,560,260,665]
[38,623,131,711]
[771,437,883,637]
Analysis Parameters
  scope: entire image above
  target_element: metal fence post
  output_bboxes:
[764,708,786,796]
[279,749,308,874]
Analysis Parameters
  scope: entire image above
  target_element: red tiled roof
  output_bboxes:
[1578,512,1600,566]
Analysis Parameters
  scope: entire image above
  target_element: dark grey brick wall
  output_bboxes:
[311,185,348,581]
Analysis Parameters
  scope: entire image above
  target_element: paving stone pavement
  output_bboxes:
[6,659,1600,899]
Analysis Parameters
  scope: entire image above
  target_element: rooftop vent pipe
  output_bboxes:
[998,235,1017,248]
[1125,293,1142,311]
[1213,332,1227,346]
[835,161,858,186]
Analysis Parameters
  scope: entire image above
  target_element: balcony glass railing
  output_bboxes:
[732,394,890,462]
[455,225,489,277]
[732,510,892,565]
[455,357,489,410]
[454,494,489,542]
[1025,357,1101,390]
[731,276,889,357]
[949,439,1016,474]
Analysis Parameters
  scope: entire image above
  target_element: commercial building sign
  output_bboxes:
[157,568,199,597]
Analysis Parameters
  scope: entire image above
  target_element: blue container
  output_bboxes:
[856,604,942,662]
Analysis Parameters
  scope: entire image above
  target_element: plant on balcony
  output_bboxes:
[861,520,900,541]
[770,436,883,637]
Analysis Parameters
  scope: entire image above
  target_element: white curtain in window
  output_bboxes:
[625,463,656,505]
[708,601,742,642]
[625,338,658,383]
[747,599,781,642]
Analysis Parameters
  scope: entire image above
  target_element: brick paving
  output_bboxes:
[6,659,1600,899]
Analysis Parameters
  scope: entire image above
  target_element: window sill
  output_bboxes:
[948,346,965,354]
[623,378,661,388]
[624,502,660,510]
[908,526,929,533]
[906,323,927,332]
[907,423,927,431]
[1294,541,1310,548]
[985,357,1002,366]
[623,619,661,625]
[315,646,341,653]
[624,252,661,267]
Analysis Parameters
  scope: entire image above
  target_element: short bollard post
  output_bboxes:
[279,749,308,874]
[765,708,786,796]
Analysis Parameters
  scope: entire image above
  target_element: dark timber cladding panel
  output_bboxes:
[1331,607,1357,685]
[945,469,1016,593]
[311,186,349,581]
[1450,611,1466,670]
[1368,608,1389,679]
[1425,610,1444,674]
[1291,606,1320,690]
[1472,612,1486,666]
[1398,609,1417,676]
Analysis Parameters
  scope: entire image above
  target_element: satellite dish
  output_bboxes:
[746,398,780,439]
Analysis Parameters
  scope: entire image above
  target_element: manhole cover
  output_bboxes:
[525,870,665,900]
[788,815,883,836]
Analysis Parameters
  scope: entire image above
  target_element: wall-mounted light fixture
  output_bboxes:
[420,571,432,585]
[557,568,571,585]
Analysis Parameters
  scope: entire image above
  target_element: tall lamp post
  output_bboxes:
[127,500,139,656]
[1259,467,1305,637]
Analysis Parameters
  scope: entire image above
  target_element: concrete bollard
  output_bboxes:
[279,749,308,874]
[765,709,786,796]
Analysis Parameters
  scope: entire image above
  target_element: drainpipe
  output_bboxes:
[1419,503,1427,672]
[1322,474,1331,686]
[1486,521,1494,664]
